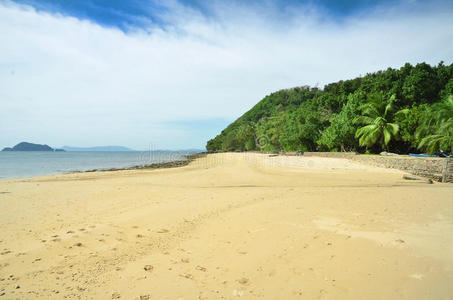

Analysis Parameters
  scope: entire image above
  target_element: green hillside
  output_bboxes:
[206,62,453,154]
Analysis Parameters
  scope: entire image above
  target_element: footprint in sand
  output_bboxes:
[180,273,193,279]
[144,265,154,272]
[237,278,249,285]
[0,263,9,269]
[293,289,303,296]
[196,266,207,272]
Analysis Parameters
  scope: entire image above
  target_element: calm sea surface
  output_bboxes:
[0,151,193,179]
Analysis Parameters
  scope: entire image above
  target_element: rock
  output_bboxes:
[380,151,399,156]
[402,174,433,184]
[74,242,83,247]
[112,292,121,299]
[140,295,150,300]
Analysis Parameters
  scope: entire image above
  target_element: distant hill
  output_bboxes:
[62,146,134,151]
[206,62,453,154]
[2,142,57,151]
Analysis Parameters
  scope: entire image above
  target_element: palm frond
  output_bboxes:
[383,128,391,145]
[353,115,375,125]
[386,123,399,135]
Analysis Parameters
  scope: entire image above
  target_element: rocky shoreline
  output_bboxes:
[78,153,207,173]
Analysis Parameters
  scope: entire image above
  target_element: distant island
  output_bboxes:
[2,142,65,152]
[1,143,138,152]
[61,146,134,151]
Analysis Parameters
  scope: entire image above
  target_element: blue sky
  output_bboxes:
[1,0,453,150]
[10,0,402,30]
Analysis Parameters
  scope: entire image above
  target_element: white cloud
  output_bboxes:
[0,0,452,149]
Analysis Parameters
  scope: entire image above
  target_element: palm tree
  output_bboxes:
[417,96,453,154]
[354,93,407,151]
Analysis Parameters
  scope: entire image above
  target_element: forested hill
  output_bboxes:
[206,62,453,154]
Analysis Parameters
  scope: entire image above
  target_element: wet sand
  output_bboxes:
[0,153,452,299]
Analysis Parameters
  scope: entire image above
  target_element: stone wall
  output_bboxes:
[296,152,452,183]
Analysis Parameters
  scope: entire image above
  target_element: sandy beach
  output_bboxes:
[0,153,452,299]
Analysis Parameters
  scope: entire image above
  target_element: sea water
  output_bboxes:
[0,151,194,179]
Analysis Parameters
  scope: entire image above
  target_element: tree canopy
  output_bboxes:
[206,62,453,154]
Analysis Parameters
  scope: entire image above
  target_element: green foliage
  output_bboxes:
[318,92,362,151]
[417,96,453,154]
[395,103,429,150]
[206,62,453,154]
[354,93,407,149]
[401,62,439,104]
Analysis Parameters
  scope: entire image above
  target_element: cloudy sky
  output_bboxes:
[1,0,453,150]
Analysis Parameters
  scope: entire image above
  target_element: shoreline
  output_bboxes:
[76,152,207,173]
[1,151,451,183]
[0,152,206,181]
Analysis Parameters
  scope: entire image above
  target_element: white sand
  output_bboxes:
[0,153,452,299]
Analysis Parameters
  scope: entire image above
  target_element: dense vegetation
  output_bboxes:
[206,62,453,154]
